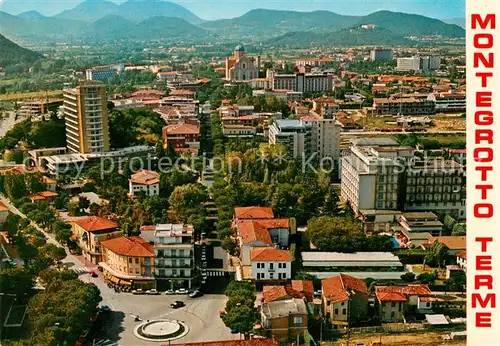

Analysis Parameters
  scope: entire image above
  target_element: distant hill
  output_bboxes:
[55,0,202,24]
[443,17,466,29]
[356,11,465,37]
[0,11,88,40]
[202,9,464,39]
[267,27,411,47]
[201,9,360,36]
[0,34,41,66]
[55,0,120,23]
[89,15,135,39]
[17,10,46,19]
[129,16,207,39]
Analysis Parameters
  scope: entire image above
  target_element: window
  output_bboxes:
[334,308,338,314]
[135,268,139,274]
[128,257,132,263]
[269,273,274,279]
[391,302,396,308]
[135,258,139,264]
[390,311,395,319]
[293,316,303,327]
[342,308,347,315]
[269,263,274,270]
[257,263,264,269]
[426,302,431,307]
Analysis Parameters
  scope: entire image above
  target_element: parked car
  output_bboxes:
[189,290,203,298]
[88,270,98,278]
[100,305,111,313]
[132,289,145,295]
[314,290,322,297]
[175,288,188,295]
[171,301,185,309]
[165,289,175,295]
[219,310,226,317]
[146,289,160,295]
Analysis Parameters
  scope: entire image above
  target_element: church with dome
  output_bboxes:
[224,45,260,82]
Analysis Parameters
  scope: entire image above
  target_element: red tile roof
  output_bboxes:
[322,274,369,303]
[375,290,407,302]
[0,202,9,212]
[238,220,272,245]
[376,284,431,298]
[129,170,160,185]
[253,218,290,229]
[101,236,153,257]
[234,206,274,219]
[164,122,200,135]
[291,280,314,302]
[262,286,290,302]
[250,248,292,262]
[456,251,466,260]
[428,236,466,250]
[74,216,118,232]
[174,339,278,346]
[41,176,57,184]
[419,296,435,302]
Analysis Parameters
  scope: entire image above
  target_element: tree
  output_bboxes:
[39,243,67,264]
[26,280,102,345]
[425,240,449,269]
[417,272,438,285]
[306,216,362,251]
[39,268,78,286]
[3,173,27,200]
[168,183,208,222]
[0,268,34,302]
[400,272,416,282]
[222,304,257,336]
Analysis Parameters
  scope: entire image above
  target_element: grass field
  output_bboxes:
[0,90,63,102]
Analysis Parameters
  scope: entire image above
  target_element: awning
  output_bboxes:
[108,276,120,285]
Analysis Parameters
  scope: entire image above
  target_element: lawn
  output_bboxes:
[0,90,63,102]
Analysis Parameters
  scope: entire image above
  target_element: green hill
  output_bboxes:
[0,34,41,66]
[267,27,411,47]
[130,16,208,39]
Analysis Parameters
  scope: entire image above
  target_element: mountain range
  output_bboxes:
[0,34,42,66]
[0,1,465,45]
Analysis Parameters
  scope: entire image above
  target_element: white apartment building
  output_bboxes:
[267,71,334,94]
[341,145,415,213]
[129,170,160,196]
[251,248,292,281]
[153,223,195,289]
[268,119,312,158]
[397,56,441,72]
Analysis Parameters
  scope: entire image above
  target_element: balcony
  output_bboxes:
[155,263,193,269]
[156,252,193,259]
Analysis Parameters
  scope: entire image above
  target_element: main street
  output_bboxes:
[1,195,238,345]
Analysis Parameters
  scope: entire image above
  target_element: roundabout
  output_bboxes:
[134,319,189,342]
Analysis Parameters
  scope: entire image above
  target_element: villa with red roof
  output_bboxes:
[250,247,292,281]
[234,207,291,266]
[162,122,200,154]
[375,284,433,322]
[321,274,369,328]
[72,216,122,264]
[129,170,160,197]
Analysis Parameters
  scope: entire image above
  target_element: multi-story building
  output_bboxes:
[261,298,308,339]
[267,70,334,94]
[341,145,414,213]
[322,274,369,329]
[225,45,259,82]
[100,235,154,289]
[375,284,432,322]
[341,144,466,219]
[85,64,124,81]
[396,56,441,72]
[268,119,312,158]
[153,223,195,289]
[373,97,436,116]
[63,82,110,154]
[370,48,393,62]
[71,216,122,264]
[427,91,466,113]
[18,98,63,118]
[162,122,200,154]
[295,57,334,67]
[129,170,160,197]
[403,160,465,219]
[250,247,292,281]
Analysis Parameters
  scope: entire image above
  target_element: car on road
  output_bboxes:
[146,289,160,295]
[100,305,111,313]
[165,289,175,295]
[170,301,185,309]
[189,290,203,298]
[219,310,226,318]
[88,270,98,278]
[132,289,145,295]
[175,288,188,294]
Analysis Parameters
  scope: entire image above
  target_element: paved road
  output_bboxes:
[1,195,238,345]
[0,111,27,138]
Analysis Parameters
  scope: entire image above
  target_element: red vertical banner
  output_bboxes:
[467,0,500,343]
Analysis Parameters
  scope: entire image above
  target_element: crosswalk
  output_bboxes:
[90,339,118,346]
[73,267,91,275]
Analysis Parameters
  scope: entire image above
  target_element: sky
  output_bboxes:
[0,0,466,20]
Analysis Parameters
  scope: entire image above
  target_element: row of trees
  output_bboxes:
[221,281,258,337]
